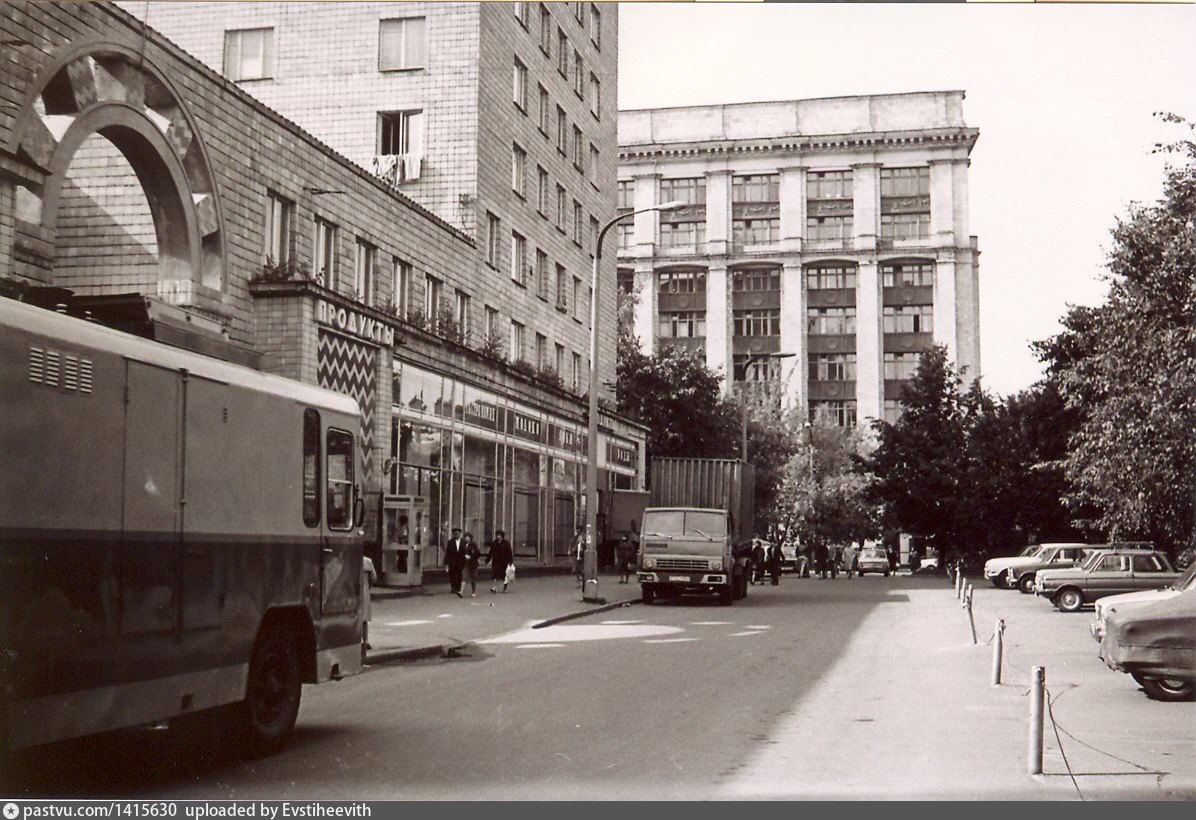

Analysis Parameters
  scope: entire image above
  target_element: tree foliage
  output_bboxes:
[1033,114,1196,556]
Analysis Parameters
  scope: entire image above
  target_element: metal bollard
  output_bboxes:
[965,585,977,644]
[956,571,964,601]
[991,619,1005,685]
[1028,666,1045,775]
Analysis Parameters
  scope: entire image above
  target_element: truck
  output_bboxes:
[637,458,755,606]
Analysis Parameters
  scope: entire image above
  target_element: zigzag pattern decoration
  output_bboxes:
[317,330,377,480]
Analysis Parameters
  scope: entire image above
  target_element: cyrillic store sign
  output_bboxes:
[316,299,395,347]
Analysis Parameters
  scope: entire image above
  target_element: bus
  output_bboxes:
[0,297,365,754]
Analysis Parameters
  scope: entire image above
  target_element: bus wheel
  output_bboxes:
[240,627,302,756]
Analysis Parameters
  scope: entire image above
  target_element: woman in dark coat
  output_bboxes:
[766,541,784,586]
[486,528,514,593]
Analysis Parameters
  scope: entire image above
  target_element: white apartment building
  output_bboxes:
[617,92,981,426]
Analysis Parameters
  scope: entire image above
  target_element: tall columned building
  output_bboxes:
[617,92,981,426]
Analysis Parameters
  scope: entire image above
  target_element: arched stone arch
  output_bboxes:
[7,39,225,293]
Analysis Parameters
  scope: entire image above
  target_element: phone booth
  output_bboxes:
[381,496,428,586]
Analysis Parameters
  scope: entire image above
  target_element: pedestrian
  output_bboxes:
[444,526,467,598]
[486,528,514,593]
[887,544,899,574]
[909,548,922,575]
[616,534,635,584]
[462,531,481,597]
[842,543,858,579]
[571,525,586,589]
[766,541,784,586]
[830,545,841,579]
[361,554,377,651]
[814,541,830,579]
[751,539,766,584]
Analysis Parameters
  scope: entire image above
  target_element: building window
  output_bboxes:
[589,73,601,118]
[883,352,919,381]
[882,260,934,287]
[811,400,857,429]
[354,239,375,303]
[485,306,499,344]
[806,169,853,242]
[557,28,569,76]
[658,311,706,339]
[807,306,857,335]
[589,3,602,49]
[572,200,583,244]
[455,290,471,341]
[573,49,584,97]
[424,274,443,327]
[538,85,550,134]
[224,27,274,81]
[732,218,779,248]
[884,399,903,424]
[572,276,582,319]
[616,222,633,251]
[732,174,780,203]
[881,212,931,241]
[556,106,568,154]
[314,217,337,288]
[513,58,528,111]
[617,180,634,210]
[806,264,857,290]
[810,353,857,381]
[511,232,527,286]
[536,250,549,299]
[555,343,566,376]
[883,305,934,334]
[589,144,600,184]
[660,177,706,205]
[806,215,853,242]
[572,125,583,169]
[733,355,783,383]
[589,216,599,254]
[377,111,423,180]
[556,184,567,230]
[486,212,501,268]
[881,166,930,197]
[660,221,705,248]
[514,2,529,29]
[881,167,930,241]
[575,2,585,24]
[512,143,527,197]
[537,166,550,215]
[511,320,526,363]
[572,352,582,392]
[535,333,548,369]
[392,257,412,319]
[264,191,293,264]
[379,17,426,71]
[808,169,852,200]
[732,309,780,337]
[539,4,552,54]
[658,270,706,293]
[732,269,780,292]
[556,264,568,309]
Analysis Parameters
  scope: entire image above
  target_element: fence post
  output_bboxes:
[965,584,977,644]
[956,570,964,601]
[991,619,1005,685]
[1028,666,1045,775]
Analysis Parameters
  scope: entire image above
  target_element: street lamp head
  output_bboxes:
[656,200,687,212]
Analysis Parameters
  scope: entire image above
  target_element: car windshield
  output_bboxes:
[1080,550,1105,571]
[864,549,886,559]
[1175,562,1196,591]
[1028,545,1050,560]
[1020,546,1039,557]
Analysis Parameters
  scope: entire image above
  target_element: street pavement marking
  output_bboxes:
[384,619,432,627]
[481,623,683,644]
[601,619,645,625]
[690,621,733,626]
[746,625,772,630]
[730,631,765,637]
[436,614,454,619]
[516,643,566,649]
[643,638,699,644]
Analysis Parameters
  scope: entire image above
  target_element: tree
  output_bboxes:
[1033,115,1196,559]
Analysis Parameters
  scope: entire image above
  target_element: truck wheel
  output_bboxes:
[1055,588,1084,612]
[239,626,302,757]
[641,585,655,605]
[1018,573,1036,595]
[718,586,733,606]
[1139,676,1195,702]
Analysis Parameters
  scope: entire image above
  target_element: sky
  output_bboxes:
[617,1,1196,397]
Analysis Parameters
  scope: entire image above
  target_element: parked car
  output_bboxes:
[1035,548,1178,612]
[982,545,1040,586]
[856,547,891,576]
[1092,562,1196,642]
[1100,589,1196,701]
[983,543,1090,593]
[780,541,807,575]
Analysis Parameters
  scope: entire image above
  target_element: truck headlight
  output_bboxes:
[643,557,655,569]
[710,559,722,571]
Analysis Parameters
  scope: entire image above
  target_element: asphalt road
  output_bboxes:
[3,574,912,800]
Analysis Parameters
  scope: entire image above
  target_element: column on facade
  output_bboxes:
[855,258,883,425]
[632,173,660,250]
[779,260,806,412]
[633,262,657,356]
[933,254,958,366]
[929,159,958,247]
[705,169,731,258]
[778,165,806,255]
[705,264,731,392]
[851,162,880,252]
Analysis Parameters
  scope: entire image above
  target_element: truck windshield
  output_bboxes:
[642,510,727,539]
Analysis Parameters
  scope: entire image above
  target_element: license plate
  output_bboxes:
[669,575,690,582]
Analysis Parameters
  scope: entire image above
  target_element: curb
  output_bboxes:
[532,596,641,628]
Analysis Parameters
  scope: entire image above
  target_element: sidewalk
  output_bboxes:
[363,569,642,664]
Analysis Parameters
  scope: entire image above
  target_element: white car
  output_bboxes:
[1091,562,1196,642]
[856,547,890,576]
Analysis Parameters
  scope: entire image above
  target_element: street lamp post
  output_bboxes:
[583,200,685,603]
[739,352,796,461]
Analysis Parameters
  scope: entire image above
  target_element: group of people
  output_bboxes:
[443,527,515,597]
[750,538,785,586]
[572,527,640,587]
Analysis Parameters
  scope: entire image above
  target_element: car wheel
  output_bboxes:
[990,577,1006,588]
[642,585,655,605]
[1055,588,1084,612]
[239,626,302,757]
[1018,573,1036,595]
[1139,676,1196,702]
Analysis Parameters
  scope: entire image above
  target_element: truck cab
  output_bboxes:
[637,507,749,605]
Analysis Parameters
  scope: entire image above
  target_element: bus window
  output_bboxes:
[326,429,354,530]
[303,409,321,527]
